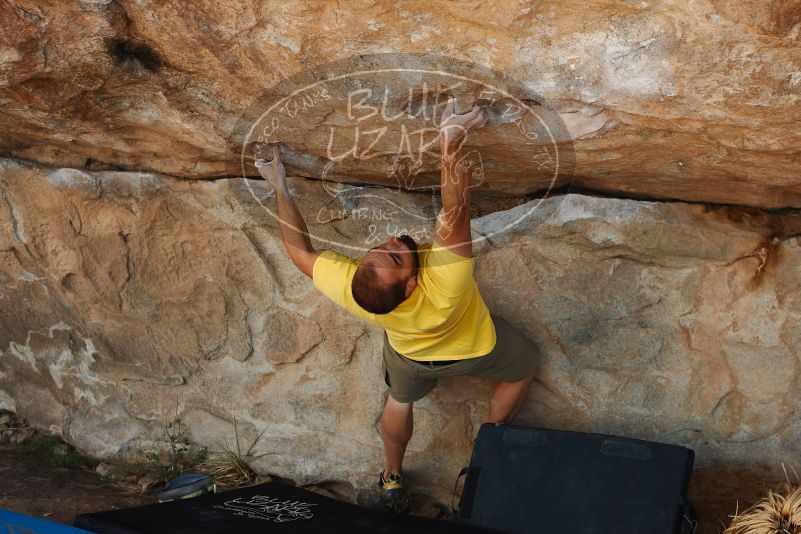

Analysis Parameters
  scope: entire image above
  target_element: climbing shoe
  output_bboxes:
[378,470,410,514]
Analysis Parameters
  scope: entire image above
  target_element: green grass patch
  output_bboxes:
[22,433,93,470]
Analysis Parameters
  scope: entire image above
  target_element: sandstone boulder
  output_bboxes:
[1,157,799,509]
[1,1,800,207]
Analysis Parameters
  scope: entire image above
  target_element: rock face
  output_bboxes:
[1,157,800,509]
[2,1,801,207]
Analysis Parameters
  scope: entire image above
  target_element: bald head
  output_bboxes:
[351,235,419,314]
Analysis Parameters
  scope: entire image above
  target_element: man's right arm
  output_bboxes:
[420,99,487,298]
[434,97,487,258]
[434,147,473,258]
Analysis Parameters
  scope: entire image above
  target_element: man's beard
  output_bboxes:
[398,234,419,270]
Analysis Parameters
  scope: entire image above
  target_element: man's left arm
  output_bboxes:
[256,145,320,278]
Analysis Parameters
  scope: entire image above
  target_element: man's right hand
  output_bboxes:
[439,96,487,158]
[255,145,288,192]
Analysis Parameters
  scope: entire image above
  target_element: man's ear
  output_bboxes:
[404,274,417,298]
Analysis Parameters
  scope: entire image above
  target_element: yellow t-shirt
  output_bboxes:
[312,239,496,361]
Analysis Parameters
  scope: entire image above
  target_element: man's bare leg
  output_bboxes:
[486,375,534,424]
[381,395,413,475]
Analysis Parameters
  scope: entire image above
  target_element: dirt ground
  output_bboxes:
[0,439,788,533]
[689,463,788,534]
[0,444,155,526]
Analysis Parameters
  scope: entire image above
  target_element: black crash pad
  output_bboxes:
[458,424,695,534]
[74,480,497,533]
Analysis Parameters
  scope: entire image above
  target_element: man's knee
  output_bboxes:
[385,394,413,410]
[381,397,413,439]
[518,373,536,386]
[498,373,535,387]
[381,395,413,427]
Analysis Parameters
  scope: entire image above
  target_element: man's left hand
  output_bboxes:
[255,145,288,192]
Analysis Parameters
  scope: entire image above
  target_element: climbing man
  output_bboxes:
[255,96,541,514]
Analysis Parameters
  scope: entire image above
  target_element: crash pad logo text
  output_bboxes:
[215,495,316,522]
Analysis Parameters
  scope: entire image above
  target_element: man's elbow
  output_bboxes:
[438,204,471,234]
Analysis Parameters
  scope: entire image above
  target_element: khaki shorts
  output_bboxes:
[382,314,542,403]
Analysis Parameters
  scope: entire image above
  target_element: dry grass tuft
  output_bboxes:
[725,468,801,534]
[199,420,271,490]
